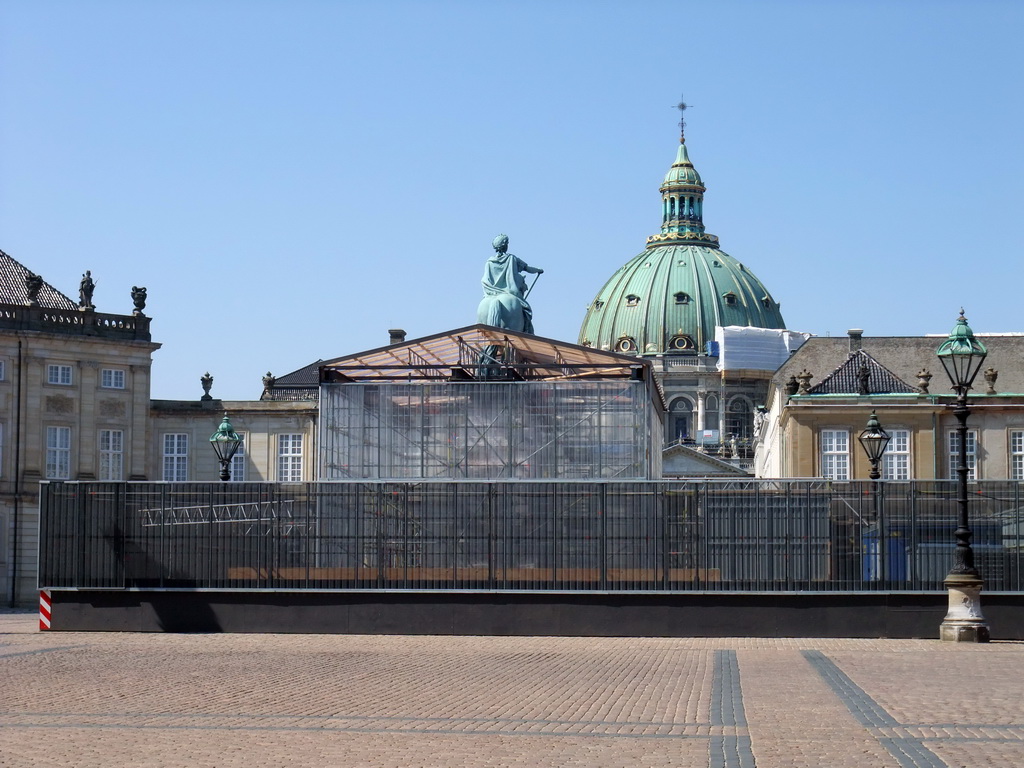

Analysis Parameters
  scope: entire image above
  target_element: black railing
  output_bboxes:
[39,480,1024,592]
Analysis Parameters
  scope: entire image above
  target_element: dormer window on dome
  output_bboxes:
[668,334,695,352]
[723,292,738,306]
[615,336,638,353]
[761,295,772,309]
[625,295,640,307]
[674,292,690,305]
[593,300,604,310]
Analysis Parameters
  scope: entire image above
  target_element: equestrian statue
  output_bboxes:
[477,234,543,333]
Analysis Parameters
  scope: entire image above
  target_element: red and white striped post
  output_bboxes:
[39,590,51,631]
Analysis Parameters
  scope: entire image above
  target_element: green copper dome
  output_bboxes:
[579,135,785,355]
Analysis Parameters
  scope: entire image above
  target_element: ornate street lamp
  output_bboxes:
[858,410,891,481]
[935,309,989,642]
[209,412,243,482]
[858,411,890,583]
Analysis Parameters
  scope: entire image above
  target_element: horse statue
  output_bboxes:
[476,234,542,334]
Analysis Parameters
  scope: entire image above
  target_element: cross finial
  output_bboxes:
[674,95,692,144]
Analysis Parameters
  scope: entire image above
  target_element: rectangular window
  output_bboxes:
[820,429,849,480]
[162,433,188,482]
[47,364,73,385]
[46,426,71,479]
[0,360,6,381]
[229,432,246,482]
[277,434,303,482]
[101,368,125,389]
[882,429,911,480]
[99,429,123,481]
[1011,430,1024,481]
[0,423,4,477]
[949,429,978,480]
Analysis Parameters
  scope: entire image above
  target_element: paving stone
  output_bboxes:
[2,613,1023,767]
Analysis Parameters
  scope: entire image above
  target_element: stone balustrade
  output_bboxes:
[0,303,151,341]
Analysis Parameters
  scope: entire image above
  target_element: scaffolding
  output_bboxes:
[320,380,653,480]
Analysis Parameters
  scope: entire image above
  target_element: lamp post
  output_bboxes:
[935,309,989,643]
[858,410,891,481]
[209,412,243,482]
[858,411,891,583]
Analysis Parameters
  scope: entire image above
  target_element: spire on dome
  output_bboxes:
[674,95,691,144]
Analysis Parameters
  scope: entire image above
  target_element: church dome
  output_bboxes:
[579,125,785,356]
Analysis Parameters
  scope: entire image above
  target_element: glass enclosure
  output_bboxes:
[320,380,652,480]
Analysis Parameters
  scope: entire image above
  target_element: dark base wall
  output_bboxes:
[45,590,1024,639]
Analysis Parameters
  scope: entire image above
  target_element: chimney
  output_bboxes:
[847,328,863,353]
[389,328,406,345]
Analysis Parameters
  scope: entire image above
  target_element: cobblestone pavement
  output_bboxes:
[2,612,1023,767]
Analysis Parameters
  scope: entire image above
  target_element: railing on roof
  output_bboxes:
[0,303,151,341]
[39,479,1024,593]
[656,356,719,372]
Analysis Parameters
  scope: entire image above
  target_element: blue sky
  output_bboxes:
[2,0,1022,400]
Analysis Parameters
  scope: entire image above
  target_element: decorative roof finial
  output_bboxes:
[674,95,692,144]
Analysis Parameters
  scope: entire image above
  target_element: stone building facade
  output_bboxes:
[755,327,1024,481]
[0,248,318,605]
[0,250,159,604]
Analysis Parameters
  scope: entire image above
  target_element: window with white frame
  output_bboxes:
[47,364,73,385]
[101,368,125,389]
[277,434,303,482]
[1010,430,1024,481]
[99,429,124,481]
[46,426,71,479]
[948,429,978,480]
[883,429,911,480]
[229,432,246,482]
[162,433,188,482]
[820,429,850,480]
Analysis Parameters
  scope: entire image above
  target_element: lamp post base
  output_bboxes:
[939,572,990,643]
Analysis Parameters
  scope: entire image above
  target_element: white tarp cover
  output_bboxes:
[715,326,812,372]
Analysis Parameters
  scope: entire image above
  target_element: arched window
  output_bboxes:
[726,398,753,440]
[668,397,693,443]
[674,292,690,305]
[723,292,737,306]
[625,294,640,307]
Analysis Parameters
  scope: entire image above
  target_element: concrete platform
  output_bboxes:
[42,588,1024,639]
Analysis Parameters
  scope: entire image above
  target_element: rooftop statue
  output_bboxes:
[477,234,543,334]
[25,272,43,305]
[79,270,95,310]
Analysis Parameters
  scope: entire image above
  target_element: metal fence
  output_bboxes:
[39,480,1024,592]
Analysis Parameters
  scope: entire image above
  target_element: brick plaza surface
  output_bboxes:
[2,612,1023,767]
